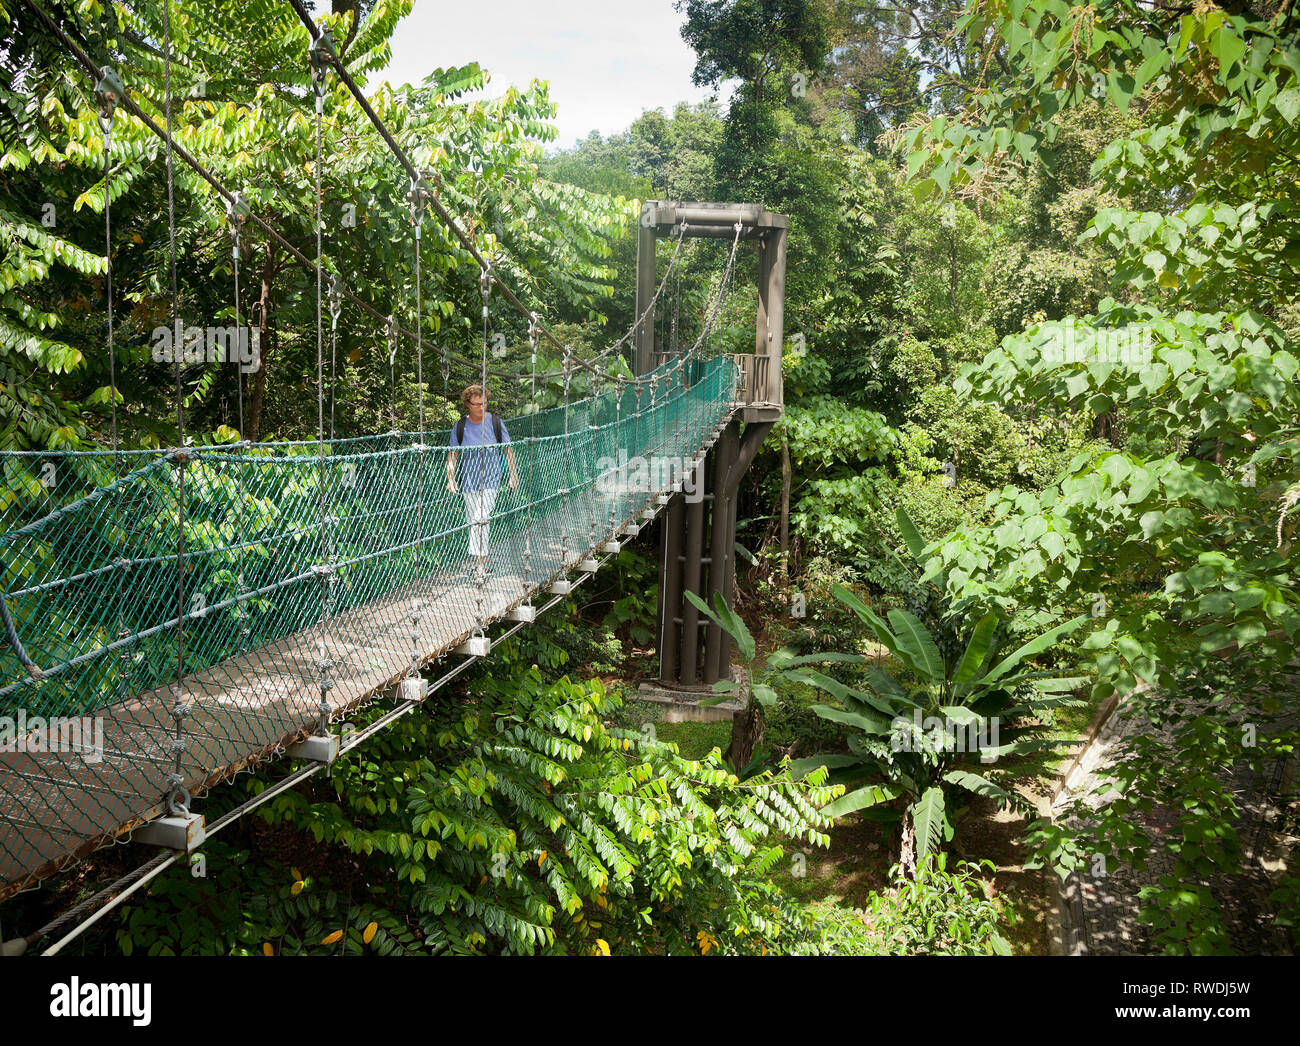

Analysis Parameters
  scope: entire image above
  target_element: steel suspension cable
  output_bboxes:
[160,0,192,821]
[18,0,515,396]
[95,63,131,704]
[311,30,334,740]
[282,0,651,389]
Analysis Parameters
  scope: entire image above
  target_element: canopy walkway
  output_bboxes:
[0,0,788,925]
[0,357,738,895]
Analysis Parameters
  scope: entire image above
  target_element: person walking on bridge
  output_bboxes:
[447,384,519,580]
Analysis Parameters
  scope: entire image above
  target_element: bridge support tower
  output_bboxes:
[633,202,786,687]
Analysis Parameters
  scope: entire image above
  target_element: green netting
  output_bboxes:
[0,354,737,889]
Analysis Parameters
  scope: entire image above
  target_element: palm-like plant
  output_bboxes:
[790,584,1089,876]
[787,509,1090,877]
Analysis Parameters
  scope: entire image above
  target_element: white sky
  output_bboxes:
[371,0,722,150]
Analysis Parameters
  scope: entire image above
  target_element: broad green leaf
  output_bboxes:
[911,787,947,860]
[896,505,929,564]
[713,591,755,662]
[981,614,1091,688]
[809,704,892,735]
[942,770,1014,802]
[886,609,945,681]
[788,753,861,779]
[953,612,999,686]
[822,782,901,819]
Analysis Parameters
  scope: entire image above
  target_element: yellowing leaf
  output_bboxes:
[362,921,378,945]
[697,930,715,955]
[537,850,547,867]
[321,930,343,945]
[262,942,274,956]
[594,938,610,956]
[291,880,304,896]
[347,349,362,364]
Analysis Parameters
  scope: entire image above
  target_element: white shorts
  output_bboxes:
[464,487,498,558]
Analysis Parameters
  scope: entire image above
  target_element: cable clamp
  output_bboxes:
[328,273,343,328]
[226,192,250,256]
[169,448,196,467]
[309,28,337,94]
[408,175,430,225]
[312,563,335,578]
[94,65,124,131]
[166,783,191,817]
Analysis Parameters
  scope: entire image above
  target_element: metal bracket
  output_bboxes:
[288,733,340,764]
[134,812,206,853]
[455,635,491,657]
[408,175,430,225]
[309,28,338,71]
[578,558,600,574]
[94,65,125,123]
[600,540,622,554]
[507,604,537,623]
[398,677,428,702]
[623,524,640,537]
[546,580,573,596]
[226,192,251,226]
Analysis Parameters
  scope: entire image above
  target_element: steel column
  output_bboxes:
[657,491,685,683]
[679,462,707,684]
[703,419,739,684]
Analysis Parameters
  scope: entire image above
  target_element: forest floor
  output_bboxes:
[637,689,1101,955]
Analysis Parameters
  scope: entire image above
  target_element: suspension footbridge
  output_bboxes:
[0,0,787,918]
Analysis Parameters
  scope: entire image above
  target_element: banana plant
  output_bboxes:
[788,508,1091,877]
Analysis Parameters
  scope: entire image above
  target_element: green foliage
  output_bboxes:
[108,667,843,955]
[900,0,1300,951]
[595,547,659,648]
[855,854,1012,956]
[786,512,1087,875]
[0,0,632,449]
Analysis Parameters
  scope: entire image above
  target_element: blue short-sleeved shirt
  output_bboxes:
[450,414,510,492]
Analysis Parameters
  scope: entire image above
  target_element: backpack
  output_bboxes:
[455,412,504,445]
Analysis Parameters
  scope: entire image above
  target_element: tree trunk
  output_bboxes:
[726,698,765,774]
[898,812,917,880]
[779,429,791,576]
[246,241,276,444]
